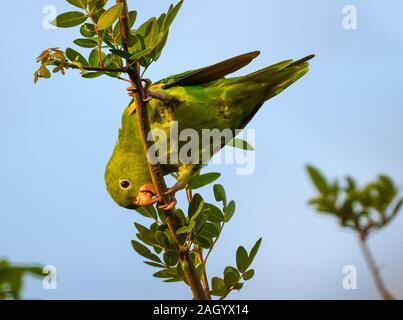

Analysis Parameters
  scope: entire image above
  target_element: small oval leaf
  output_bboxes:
[51,11,87,28]
[187,172,221,190]
[97,3,124,30]
[74,38,98,48]
[236,246,248,273]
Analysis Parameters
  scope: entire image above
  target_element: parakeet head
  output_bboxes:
[105,151,158,209]
[105,106,158,210]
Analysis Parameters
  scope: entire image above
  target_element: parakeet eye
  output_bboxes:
[119,179,132,190]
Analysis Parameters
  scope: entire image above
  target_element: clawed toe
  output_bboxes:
[127,86,138,97]
[165,181,187,195]
[157,196,177,211]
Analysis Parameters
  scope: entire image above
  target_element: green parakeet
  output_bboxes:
[105,51,314,209]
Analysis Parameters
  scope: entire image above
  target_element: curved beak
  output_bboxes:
[134,183,159,207]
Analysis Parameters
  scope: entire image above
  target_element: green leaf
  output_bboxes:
[243,269,255,280]
[193,211,208,236]
[97,3,123,30]
[175,208,187,226]
[210,289,226,297]
[224,269,240,288]
[134,223,153,242]
[157,13,167,30]
[188,172,221,190]
[187,220,196,232]
[131,240,161,263]
[213,184,227,206]
[306,165,329,195]
[247,238,262,269]
[152,30,169,61]
[128,10,137,28]
[224,266,240,278]
[200,222,220,238]
[165,0,184,29]
[163,252,179,267]
[80,23,96,37]
[39,66,51,79]
[136,17,155,38]
[66,0,88,9]
[204,203,225,223]
[163,278,183,283]
[144,261,165,268]
[144,19,159,48]
[236,246,249,273]
[233,282,244,290]
[188,193,203,219]
[158,208,167,222]
[153,269,177,279]
[392,198,403,218]
[190,200,205,222]
[134,206,158,221]
[81,72,103,78]
[228,138,255,151]
[89,0,107,12]
[65,48,89,66]
[144,205,159,221]
[211,277,226,291]
[51,12,87,28]
[74,38,98,48]
[110,49,132,59]
[345,176,356,192]
[155,231,169,248]
[89,48,100,67]
[195,236,212,249]
[176,226,189,235]
[224,200,236,222]
[130,48,153,61]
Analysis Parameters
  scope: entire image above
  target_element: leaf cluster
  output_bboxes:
[132,174,262,299]
[35,0,184,82]
[210,238,261,299]
[0,258,44,300]
[306,165,403,238]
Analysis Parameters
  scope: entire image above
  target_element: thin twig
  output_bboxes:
[117,0,207,300]
[87,11,104,68]
[358,233,395,300]
[52,61,128,73]
[204,223,224,264]
[187,189,211,299]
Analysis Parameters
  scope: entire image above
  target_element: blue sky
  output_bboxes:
[0,0,402,299]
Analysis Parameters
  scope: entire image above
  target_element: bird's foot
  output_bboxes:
[127,85,138,98]
[145,91,168,102]
[156,181,186,211]
[141,79,153,102]
[165,181,187,195]
[142,78,168,102]
[127,79,167,102]
[157,196,177,211]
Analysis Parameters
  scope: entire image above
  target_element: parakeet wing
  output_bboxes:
[153,51,260,89]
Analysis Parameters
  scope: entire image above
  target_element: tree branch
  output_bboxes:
[187,189,211,299]
[358,233,395,300]
[116,0,207,300]
[52,61,128,73]
[87,10,104,68]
